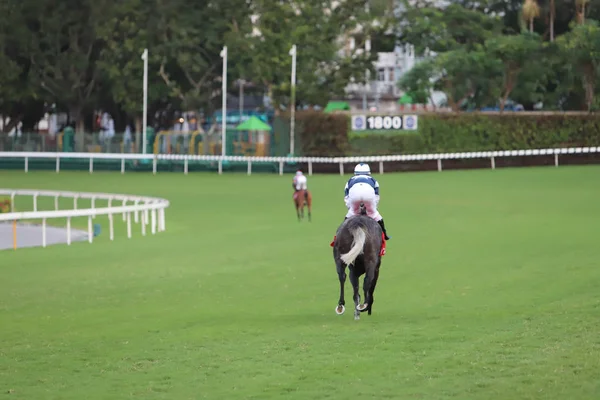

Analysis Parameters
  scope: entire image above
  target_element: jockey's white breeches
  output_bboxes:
[344,182,382,221]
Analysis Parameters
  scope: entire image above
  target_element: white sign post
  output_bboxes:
[289,44,297,155]
[220,46,228,156]
[141,48,148,154]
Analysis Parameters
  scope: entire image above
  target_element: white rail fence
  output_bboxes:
[0,189,170,249]
[0,147,599,175]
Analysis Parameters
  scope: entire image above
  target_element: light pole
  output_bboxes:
[220,46,228,156]
[289,44,297,155]
[141,48,148,154]
[363,38,371,111]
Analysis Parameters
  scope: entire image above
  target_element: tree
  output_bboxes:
[97,0,170,136]
[484,32,544,111]
[238,0,376,108]
[397,60,437,106]
[0,0,45,136]
[576,0,590,24]
[556,20,600,111]
[522,0,540,33]
[396,3,502,54]
[433,48,502,111]
[152,0,251,112]
[25,0,107,149]
[550,0,556,41]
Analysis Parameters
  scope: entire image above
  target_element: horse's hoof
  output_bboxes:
[357,303,369,312]
[335,305,345,315]
[354,314,360,321]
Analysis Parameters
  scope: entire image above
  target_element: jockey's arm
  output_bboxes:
[344,181,350,198]
[373,179,380,202]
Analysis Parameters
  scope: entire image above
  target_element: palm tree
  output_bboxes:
[549,0,555,41]
[576,0,590,24]
[522,0,541,33]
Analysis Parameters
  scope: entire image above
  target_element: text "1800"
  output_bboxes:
[366,116,403,130]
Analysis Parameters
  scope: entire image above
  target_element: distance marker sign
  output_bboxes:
[351,115,418,131]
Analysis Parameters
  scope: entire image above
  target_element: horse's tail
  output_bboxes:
[340,227,367,265]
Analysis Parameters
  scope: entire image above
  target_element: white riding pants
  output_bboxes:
[344,182,382,221]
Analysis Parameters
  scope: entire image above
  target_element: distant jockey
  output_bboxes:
[343,162,390,240]
[293,170,308,199]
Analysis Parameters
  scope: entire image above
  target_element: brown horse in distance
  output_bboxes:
[293,189,312,222]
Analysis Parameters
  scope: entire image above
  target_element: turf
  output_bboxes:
[1,166,599,399]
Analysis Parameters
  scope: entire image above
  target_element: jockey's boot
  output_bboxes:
[378,219,391,240]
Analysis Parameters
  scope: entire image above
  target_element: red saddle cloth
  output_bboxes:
[330,233,386,256]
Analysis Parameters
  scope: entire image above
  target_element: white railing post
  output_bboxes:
[279,161,283,176]
[121,158,125,174]
[437,159,442,172]
[218,159,223,175]
[109,212,114,241]
[67,217,72,245]
[491,156,496,170]
[247,160,252,175]
[379,161,384,175]
[33,193,38,212]
[308,161,313,176]
[56,157,60,173]
[10,192,15,212]
[54,195,59,211]
[122,199,127,221]
[152,156,157,175]
[73,195,78,210]
[134,200,140,223]
[144,203,149,226]
[141,209,146,236]
[127,212,132,239]
[91,196,96,219]
[555,153,559,167]
[88,216,93,243]
[339,162,343,176]
[25,157,28,173]
[184,158,188,175]
[42,218,46,248]
[151,209,157,234]
[89,157,93,174]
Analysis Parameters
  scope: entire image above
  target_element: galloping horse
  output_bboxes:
[331,205,385,320]
[293,189,312,222]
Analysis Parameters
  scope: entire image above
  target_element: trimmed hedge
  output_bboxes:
[348,114,600,155]
[277,113,600,156]
[277,111,350,156]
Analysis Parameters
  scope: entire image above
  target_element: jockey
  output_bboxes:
[293,170,308,199]
[343,162,390,240]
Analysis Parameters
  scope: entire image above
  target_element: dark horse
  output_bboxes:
[332,206,384,320]
[293,189,312,222]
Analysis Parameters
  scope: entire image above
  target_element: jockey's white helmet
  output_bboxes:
[354,163,371,175]
[296,170,303,176]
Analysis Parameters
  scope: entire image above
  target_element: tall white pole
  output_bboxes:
[289,44,296,155]
[220,46,228,156]
[141,48,148,154]
[363,38,371,112]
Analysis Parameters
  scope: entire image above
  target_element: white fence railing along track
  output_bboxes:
[1,147,599,176]
[0,189,170,250]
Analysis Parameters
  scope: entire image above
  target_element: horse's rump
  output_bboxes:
[334,215,382,264]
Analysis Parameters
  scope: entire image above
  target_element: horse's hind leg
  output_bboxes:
[366,266,380,315]
[359,260,381,315]
[335,261,346,315]
[348,268,361,320]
